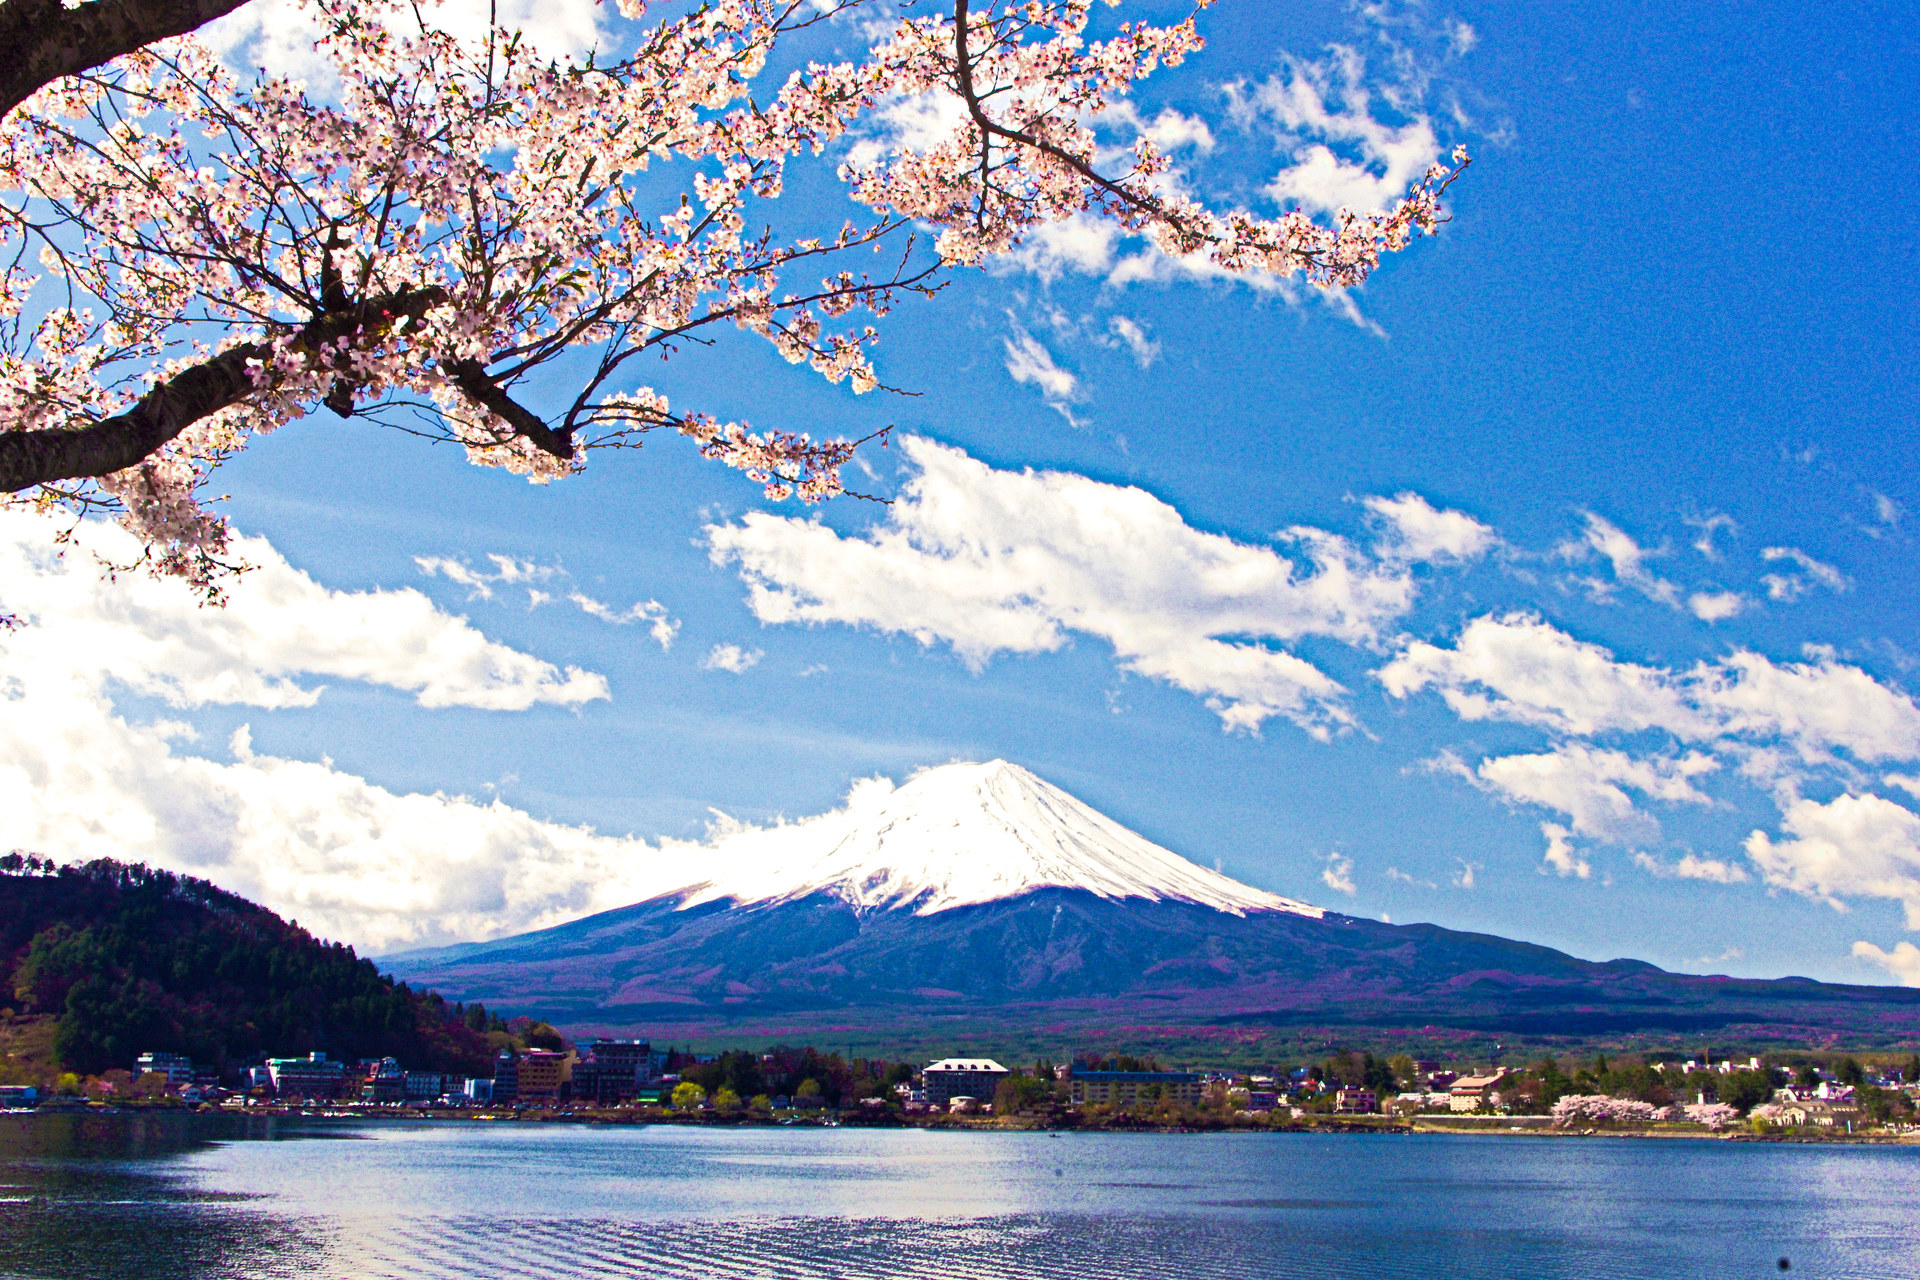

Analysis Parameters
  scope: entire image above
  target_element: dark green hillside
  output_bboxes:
[0,854,493,1077]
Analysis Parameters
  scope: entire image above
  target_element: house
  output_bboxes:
[1448,1071,1513,1112]
[361,1057,405,1103]
[923,1059,1010,1109]
[573,1039,653,1105]
[1782,1099,1865,1129]
[1067,1069,1203,1107]
[404,1071,447,1101]
[514,1049,575,1102]
[265,1053,346,1099]
[134,1052,195,1087]
[1334,1088,1377,1114]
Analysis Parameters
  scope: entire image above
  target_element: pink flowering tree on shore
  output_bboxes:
[1550,1095,1658,1126]
[0,0,1468,596]
[1682,1101,1740,1129]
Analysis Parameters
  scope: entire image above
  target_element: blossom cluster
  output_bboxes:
[1682,1101,1740,1129]
[0,0,1464,592]
[1550,1094,1659,1126]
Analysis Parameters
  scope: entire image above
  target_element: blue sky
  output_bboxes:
[5,0,1919,982]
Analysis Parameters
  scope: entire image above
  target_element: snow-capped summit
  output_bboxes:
[659,760,1322,919]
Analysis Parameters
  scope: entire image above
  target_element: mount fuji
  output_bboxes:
[384,761,1920,1049]
[608,759,1322,920]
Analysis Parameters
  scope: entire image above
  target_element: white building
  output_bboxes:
[923,1059,1009,1108]
[135,1052,195,1087]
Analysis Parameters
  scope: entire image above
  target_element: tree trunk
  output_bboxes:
[1,0,255,120]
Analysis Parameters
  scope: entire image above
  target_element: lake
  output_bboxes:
[1,1113,1915,1279]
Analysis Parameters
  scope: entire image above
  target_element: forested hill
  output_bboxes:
[0,855,493,1077]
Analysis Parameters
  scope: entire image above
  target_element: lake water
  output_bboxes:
[2,1114,1916,1279]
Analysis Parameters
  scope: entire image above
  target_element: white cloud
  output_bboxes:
[1685,512,1738,560]
[1380,614,1709,739]
[415,553,559,601]
[1231,47,1443,216]
[205,0,604,86]
[996,213,1124,284]
[1688,590,1746,622]
[1540,822,1590,879]
[0,513,660,951]
[701,643,763,674]
[708,438,1487,736]
[1853,940,1920,987]
[1379,613,1920,764]
[4,515,607,712]
[414,553,678,649]
[1322,853,1357,894]
[1472,745,1715,844]
[1632,851,1749,884]
[569,592,679,649]
[1107,316,1161,368]
[1562,512,1682,609]
[1745,791,1920,926]
[1759,546,1850,603]
[1003,326,1081,420]
[1363,492,1497,563]
[1098,102,1217,157]
[1452,859,1479,890]
[842,88,971,170]
[1390,610,1920,915]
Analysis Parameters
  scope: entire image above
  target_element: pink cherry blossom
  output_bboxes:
[0,0,1467,595]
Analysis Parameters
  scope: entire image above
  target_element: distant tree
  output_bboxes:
[795,1078,822,1101]
[1837,1057,1865,1087]
[711,1086,742,1111]
[993,1071,1056,1115]
[1535,1056,1571,1107]
[1,856,492,1075]
[749,1093,773,1112]
[1716,1070,1776,1115]
[671,1081,706,1110]
[511,1019,566,1052]
[1795,1064,1821,1090]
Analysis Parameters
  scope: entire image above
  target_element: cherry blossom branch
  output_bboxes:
[0,286,444,491]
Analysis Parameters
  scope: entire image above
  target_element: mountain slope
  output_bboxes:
[381,762,1920,1047]
[0,855,496,1076]
[643,760,1319,918]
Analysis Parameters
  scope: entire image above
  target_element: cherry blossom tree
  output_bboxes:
[0,0,1468,596]
[1551,1094,1659,1126]
[1682,1101,1739,1129]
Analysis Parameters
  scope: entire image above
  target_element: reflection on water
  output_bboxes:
[3,1113,1918,1279]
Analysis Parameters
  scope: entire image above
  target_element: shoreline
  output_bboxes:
[20,1103,1918,1145]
